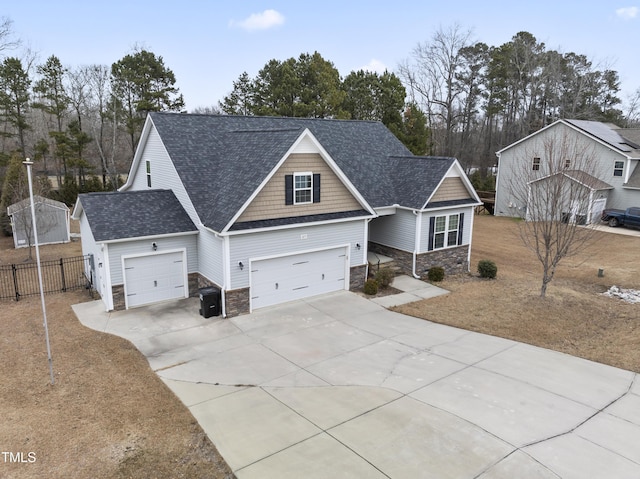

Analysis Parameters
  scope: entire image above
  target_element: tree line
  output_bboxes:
[216,52,428,155]
[1,17,639,227]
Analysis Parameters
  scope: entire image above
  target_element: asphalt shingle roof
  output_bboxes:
[78,189,197,242]
[229,210,371,231]
[529,169,613,191]
[148,112,468,231]
[389,155,457,209]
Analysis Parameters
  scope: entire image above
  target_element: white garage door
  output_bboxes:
[591,198,607,224]
[123,251,187,308]
[251,247,347,310]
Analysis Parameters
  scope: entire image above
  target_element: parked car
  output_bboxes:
[601,207,640,228]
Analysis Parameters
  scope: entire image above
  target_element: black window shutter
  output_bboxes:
[313,173,321,203]
[285,175,293,205]
[458,212,464,245]
[428,216,435,251]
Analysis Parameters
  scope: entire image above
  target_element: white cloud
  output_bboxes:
[615,6,639,20]
[359,59,388,74]
[229,9,285,31]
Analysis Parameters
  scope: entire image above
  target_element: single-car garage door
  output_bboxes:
[123,251,187,308]
[251,247,347,310]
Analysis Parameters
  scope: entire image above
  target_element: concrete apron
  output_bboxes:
[73,290,640,479]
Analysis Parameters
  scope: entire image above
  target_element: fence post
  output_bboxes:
[60,258,66,292]
[12,264,19,301]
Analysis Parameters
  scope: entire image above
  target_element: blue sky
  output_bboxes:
[4,1,640,111]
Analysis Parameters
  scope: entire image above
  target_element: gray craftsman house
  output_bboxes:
[72,112,480,316]
[495,119,640,223]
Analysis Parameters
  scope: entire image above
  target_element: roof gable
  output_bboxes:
[229,129,373,230]
[426,161,480,207]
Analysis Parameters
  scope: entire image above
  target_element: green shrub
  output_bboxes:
[427,266,445,282]
[363,279,379,295]
[478,259,498,279]
[374,268,395,289]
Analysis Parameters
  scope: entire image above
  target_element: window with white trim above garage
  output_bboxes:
[286,171,320,205]
[235,153,362,223]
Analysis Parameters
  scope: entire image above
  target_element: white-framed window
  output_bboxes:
[532,157,540,171]
[614,160,624,177]
[294,172,312,204]
[146,160,152,187]
[564,159,571,169]
[433,213,460,249]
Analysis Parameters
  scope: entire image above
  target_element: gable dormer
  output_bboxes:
[427,162,478,206]
[232,130,369,226]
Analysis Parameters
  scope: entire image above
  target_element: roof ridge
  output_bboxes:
[231,127,303,133]
[151,110,383,124]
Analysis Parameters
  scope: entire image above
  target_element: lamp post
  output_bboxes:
[23,159,55,385]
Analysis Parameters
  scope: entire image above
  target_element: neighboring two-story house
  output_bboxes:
[495,119,640,224]
[72,112,480,317]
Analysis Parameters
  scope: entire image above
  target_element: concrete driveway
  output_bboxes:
[73,282,640,478]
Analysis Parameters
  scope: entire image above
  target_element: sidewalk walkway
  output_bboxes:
[370,274,449,308]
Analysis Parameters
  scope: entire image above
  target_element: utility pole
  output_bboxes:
[24,158,55,385]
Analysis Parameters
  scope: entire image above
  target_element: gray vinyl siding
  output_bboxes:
[228,220,366,289]
[369,209,415,252]
[128,125,201,225]
[613,187,640,209]
[78,212,102,295]
[198,229,224,286]
[612,162,640,208]
[107,234,198,285]
[420,207,473,253]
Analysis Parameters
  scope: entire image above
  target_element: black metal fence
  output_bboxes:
[0,255,93,301]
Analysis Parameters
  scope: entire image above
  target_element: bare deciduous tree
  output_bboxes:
[507,129,605,297]
[0,17,20,56]
[398,24,474,156]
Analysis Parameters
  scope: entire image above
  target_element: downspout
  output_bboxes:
[466,211,474,273]
[494,152,502,213]
[219,233,230,318]
[101,244,114,311]
[364,218,373,280]
[412,210,422,279]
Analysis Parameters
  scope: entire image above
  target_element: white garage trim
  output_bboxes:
[101,244,114,311]
[122,248,188,309]
[249,244,350,311]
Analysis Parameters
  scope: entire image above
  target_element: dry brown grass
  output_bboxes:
[395,214,640,372]
[0,235,233,478]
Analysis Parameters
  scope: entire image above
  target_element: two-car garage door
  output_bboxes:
[123,251,187,308]
[250,247,347,310]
